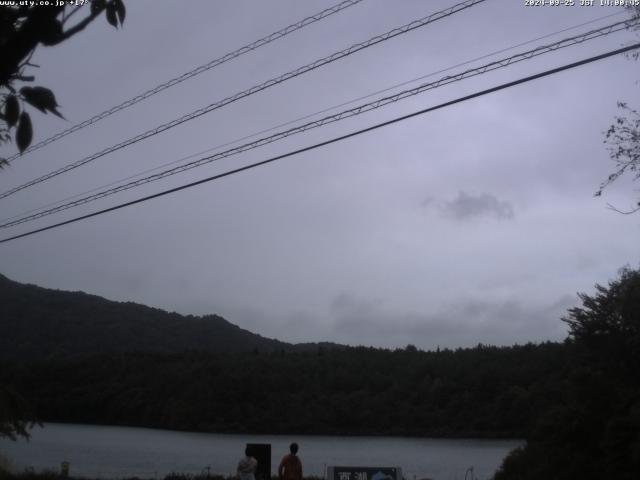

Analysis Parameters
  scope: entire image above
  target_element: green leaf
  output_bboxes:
[5,95,19,127]
[20,86,64,119]
[16,112,32,153]
[106,3,118,28]
[114,0,126,25]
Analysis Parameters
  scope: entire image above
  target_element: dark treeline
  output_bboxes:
[0,342,568,438]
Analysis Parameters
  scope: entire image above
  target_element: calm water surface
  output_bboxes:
[0,424,521,480]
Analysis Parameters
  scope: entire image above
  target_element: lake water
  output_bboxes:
[0,424,521,480]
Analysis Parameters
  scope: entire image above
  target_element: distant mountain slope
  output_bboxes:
[0,273,313,359]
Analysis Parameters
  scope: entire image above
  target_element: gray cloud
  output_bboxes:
[202,291,581,351]
[437,191,515,221]
[1,0,639,352]
[327,293,575,350]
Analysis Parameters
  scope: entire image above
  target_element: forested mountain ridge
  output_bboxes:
[0,273,572,439]
[0,273,336,359]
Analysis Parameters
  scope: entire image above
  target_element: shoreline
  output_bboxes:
[23,421,525,442]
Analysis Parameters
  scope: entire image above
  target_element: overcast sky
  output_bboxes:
[1,0,639,349]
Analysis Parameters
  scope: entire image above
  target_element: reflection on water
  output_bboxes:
[0,423,521,480]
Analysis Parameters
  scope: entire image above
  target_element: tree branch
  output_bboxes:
[53,2,109,44]
[61,5,83,26]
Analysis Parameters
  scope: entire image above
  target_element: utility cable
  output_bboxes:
[3,0,366,162]
[1,9,623,226]
[0,0,486,200]
[0,18,634,229]
[1,42,638,245]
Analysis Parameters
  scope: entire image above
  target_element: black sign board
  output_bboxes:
[246,443,271,480]
[327,466,402,480]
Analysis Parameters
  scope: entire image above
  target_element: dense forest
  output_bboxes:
[0,343,567,438]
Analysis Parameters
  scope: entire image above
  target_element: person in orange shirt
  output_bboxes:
[278,442,302,480]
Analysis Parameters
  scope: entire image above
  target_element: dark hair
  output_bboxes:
[245,446,251,456]
[290,442,298,454]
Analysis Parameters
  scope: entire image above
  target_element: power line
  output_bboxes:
[1,42,638,245]
[1,18,631,227]
[0,0,486,201]
[3,0,366,162]
[1,10,624,226]
[1,18,634,229]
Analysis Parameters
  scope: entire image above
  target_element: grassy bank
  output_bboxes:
[0,472,325,480]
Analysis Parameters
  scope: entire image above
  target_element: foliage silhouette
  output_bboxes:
[495,267,640,480]
[0,385,36,441]
[596,6,640,213]
[0,1,125,164]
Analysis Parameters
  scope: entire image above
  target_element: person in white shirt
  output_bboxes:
[237,447,258,480]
